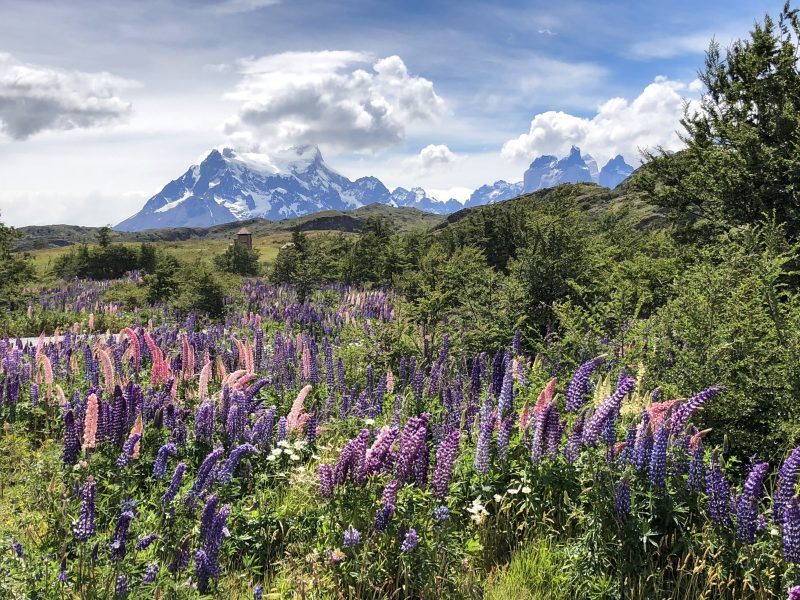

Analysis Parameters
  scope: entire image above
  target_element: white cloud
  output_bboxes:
[210,0,282,14]
[630,31,740,59]
[0,53,135,140]
[502,77,699,167]
[426,186,472,203]
[0,190,148,227]
[223,51,447,154]
[405,143,459,174]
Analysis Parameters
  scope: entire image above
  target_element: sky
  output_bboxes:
[0,0,789,226]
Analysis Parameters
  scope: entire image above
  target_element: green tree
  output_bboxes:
[96,226,112,247]
[139,243,157,273]
[214,241,261,276]
[0,215,33,312]
[637,3,800,238]
[145,253,180,304]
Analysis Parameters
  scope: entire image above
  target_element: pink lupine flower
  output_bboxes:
[98,348,115,394]
[287,385,313,432]
[83,393,99,450]
[199,360,212,400]
[386,369,395,394]
[534,378,557,419]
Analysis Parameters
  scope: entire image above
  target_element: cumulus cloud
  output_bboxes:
[0,53,134,141]
[405,144,459,174]
[502,76,700,166]
[223,51,447,153]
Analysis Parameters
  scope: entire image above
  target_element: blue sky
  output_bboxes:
[0,0,789,225]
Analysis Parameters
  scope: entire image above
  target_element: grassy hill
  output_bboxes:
[15,204,444,251]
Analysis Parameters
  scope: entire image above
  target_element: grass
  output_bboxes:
[484,538,572,600]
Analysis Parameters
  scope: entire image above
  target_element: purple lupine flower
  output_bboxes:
[153,443,177,479]
[374,503,394,531]
[199,495,220,544]
[319,464,334,498]
[395,414,430,482]
[670,385,724,433]
[30,383,39,408]
[432,430,460,500]
[135,533,159,551]
[194,400,215,444]
[11,540,22,558]
[433,505,450,522]
[143,562,159,583]
[401,528,418,553]
[362,426,399,479]
[254,584,263,600]
[109,510,135,561]
[188,447,225,498]
[783,496,800,563]
[583,376,636,447]
[162,462,187,505]
[115,574,128,596]
[565,357,604,413]
[414,439,430,489]
[333,429,370,485]
[774,448,800,526]
[789,586,800,600]
[735,462,769,544]
[563,410,587,464]
[531,403,553,464]
[687,442,705,493]
[115,434,141,469]
[217,443,257,484]
[614,475,631,517]
[497,412,515,462]
[343,525,360,548]
[169,538,191,573]
[632,412,653,473]
[201,503,230,586]
[497,368,514,417]
[63,409,80,465]
[545,408,565,459]
[251,406,276,449]
[382,479,400,506]
[73,478,97,541]
[194,549,211,593]
[277,416,287,442]
[705,452,731,529]
[474,396,493,474]
[649,423,669,492]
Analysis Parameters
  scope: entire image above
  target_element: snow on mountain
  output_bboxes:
[116,144,635,231]
[464,180,524,208]
[598,154,635,188]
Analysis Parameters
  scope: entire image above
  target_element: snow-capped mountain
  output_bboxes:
[117,144,636,231]
[521,146,635,193]
[464,180,524,208]
[598,155,635,189]
[116,145,457,231]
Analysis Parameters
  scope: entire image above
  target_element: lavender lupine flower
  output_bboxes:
[277,416,287,442]
[735,462,769,544]
[774,448,800,526]
[188,447,225,498]
[563,410,587,464]
[401,529,418,553]
[433,505,450,523]
[632,412,653,473]
[109,510,135,561]
[545,408,565,459]
[565,357,604,412]
[783,496,800,564]
[374,504,394,531]
[649,423,670,492]
[30,383,39,408]
[432,430,460,500]
[586,376,637,445]
[198,504,231,590]
[362,426,400,479]
[115,574,128,597]
[614,475,631,517]
[251,406,276,449]
[254,585,263,600]
[474,396,494,474]
[162,462,187,505]
[343,525,360,547]
[319,464,334,498]
[414,440,430,489]
[217,444,256,484]
[531,403,553,464]
[73,478,97,541]
[153,443,177,479]
[135,533,159,551]
[705,452,732,529]
[670,385,724,433]
[115,434,141,468]
[63,410,80,465]
[789,586,800,600]
[143,562,159,583]
[382,479,400,507]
